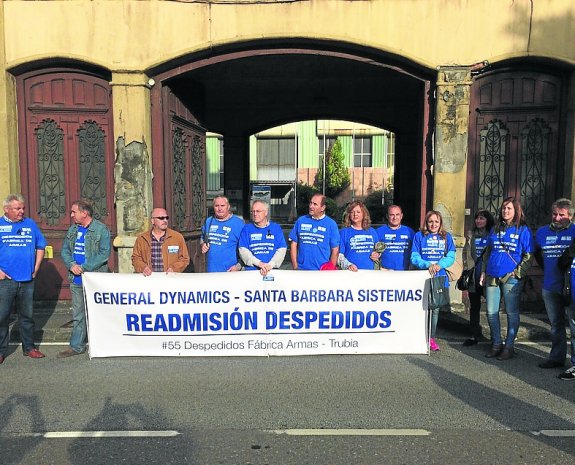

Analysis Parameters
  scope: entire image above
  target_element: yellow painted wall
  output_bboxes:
[2,0,575,73]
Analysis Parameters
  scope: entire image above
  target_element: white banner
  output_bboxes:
[83,270,430,358]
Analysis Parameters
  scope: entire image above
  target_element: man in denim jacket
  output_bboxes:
[59,200,111,357]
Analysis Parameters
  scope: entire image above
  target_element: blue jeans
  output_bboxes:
[485,277,523,348]
[70,283,87,353]
[0,279,36,355]
[429,307,438,338]
[542,289,572,363]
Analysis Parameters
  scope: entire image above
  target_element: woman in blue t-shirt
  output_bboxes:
[338,201,379,271]
[480,197,533,361]
[462,209,495,346]
[411,210,456,352]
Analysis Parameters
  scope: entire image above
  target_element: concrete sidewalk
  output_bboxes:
[6,299,553,345]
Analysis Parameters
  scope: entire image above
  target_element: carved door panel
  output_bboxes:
[158,85,206,272]
[17,70,116,300]
[467,70,563,229]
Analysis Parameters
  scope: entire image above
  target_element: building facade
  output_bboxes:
[207,120,395,221]
[1,0,574,300]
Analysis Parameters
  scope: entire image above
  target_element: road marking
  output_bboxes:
[531,430,575,437]
[269,429,430,436]
[42,431,180,438]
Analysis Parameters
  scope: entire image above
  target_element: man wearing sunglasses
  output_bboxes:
[131,208,190,276]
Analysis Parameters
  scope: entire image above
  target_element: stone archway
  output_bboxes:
[150,41,436,236]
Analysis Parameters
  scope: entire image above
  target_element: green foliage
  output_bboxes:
[295,182,343,222]
[314,138,350,198]
[364,186,395,224]
[364,190,386,224]
[295,182,316,217]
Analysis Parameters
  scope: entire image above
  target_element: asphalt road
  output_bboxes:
[1,334,574,465]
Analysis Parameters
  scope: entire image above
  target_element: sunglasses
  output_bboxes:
[153,216,169,220]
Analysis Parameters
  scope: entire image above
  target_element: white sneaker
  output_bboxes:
[558,366,575,381]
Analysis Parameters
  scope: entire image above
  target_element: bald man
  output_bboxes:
[132,208,190,276]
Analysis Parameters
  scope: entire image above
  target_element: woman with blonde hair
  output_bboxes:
[411,210,456,351]
[338,201,379,271]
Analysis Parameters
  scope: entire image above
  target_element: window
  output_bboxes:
[353,136,372,167]
[256,138,296,181]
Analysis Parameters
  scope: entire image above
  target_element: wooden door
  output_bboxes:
[17,69,116,300]
[156,85,206,272]
[466,69,564,229]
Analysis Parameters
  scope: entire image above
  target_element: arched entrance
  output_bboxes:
[150,42,435,264]
[466,62,569,229]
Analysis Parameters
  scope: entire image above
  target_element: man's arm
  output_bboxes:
[131,236,149,273]
[329,246,339,266]
[290,241,298,270]
[60,228,75,270]
[33,248,45,278]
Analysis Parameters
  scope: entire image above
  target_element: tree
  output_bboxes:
[314,138,350,198]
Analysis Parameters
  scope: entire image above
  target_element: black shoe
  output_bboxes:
[497,348,515,361]
[463,338,478,347]
[538,359,565,369]
[485,345,502,358]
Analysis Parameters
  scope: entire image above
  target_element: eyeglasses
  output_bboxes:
[153,216,169,220]
[250,210,265,214]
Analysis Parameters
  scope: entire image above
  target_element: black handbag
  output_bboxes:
[429,276,450,310]
[456,268,475,291]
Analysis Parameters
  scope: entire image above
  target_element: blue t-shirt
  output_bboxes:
[202,215,245,272]
[535,223,575,293]
[239,222,286,270]
[72,226,87,285]
[376,224,415,270]
[289,215,340,270]
[411,232,456,288]
[0,216,47,282]
[339,227,378,270]
[485,225,533,278]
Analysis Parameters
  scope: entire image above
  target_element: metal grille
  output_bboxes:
[478,120,508,216]
[35,119,65,225]
[521,118,549,228]
[77,121,108,220]
[172,127,187,231]
[191,135,204,228]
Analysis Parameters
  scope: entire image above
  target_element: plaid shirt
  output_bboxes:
[151,232,165,272]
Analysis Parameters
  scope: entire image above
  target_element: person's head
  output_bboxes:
[70,200,94,227]
[3,194,25,222]
[250,200,269,227]
[551,198,574,229]
[309,193,327,219]
[474,209,495,232]
[422,210,446,237]
[498,197,526,228]
[343,201,371,230]
[387,205,403,229]
[150,207,169,233]
[213,196,232,220]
